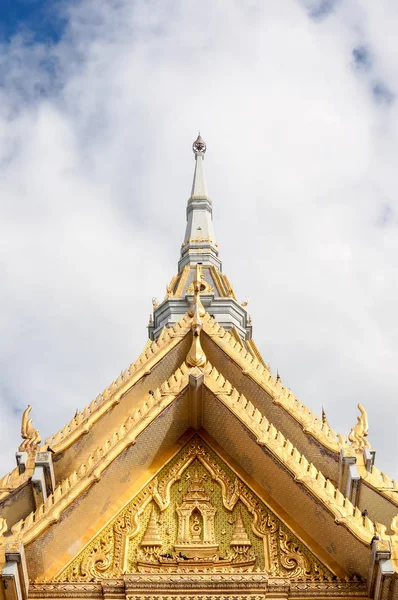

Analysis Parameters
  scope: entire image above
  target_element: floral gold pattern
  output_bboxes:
[56,436,335,582]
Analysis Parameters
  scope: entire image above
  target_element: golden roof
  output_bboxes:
[1,138,398,600]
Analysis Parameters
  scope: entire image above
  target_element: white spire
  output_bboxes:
[178,134,221,272]
[191,135,208,197]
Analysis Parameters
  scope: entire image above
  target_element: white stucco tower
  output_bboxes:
[148,135,252,341]
[178,135,222,271]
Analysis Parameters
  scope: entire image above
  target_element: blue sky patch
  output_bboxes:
[0,0,67,43]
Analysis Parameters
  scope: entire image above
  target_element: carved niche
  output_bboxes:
[57,437,335,581]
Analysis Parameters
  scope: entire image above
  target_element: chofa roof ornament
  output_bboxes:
[19,404,41,453]
[192,133,206,156]
[348,403,370,451]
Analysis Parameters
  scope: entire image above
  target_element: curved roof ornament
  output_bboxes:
[192,133,206,156]
[19,404,41,453]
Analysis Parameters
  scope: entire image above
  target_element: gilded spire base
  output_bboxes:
[186,265,207,368]
[188,265,206,318]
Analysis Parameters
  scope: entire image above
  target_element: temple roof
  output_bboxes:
[1,136,398,600]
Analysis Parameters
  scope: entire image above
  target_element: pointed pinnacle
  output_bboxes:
[192,134,206,155]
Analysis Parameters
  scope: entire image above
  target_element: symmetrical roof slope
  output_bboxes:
[1,136,397,600]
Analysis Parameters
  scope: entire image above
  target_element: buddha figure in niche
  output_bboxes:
[190,509,203,542]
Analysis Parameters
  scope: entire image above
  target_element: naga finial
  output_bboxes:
[186,266,207,368]
[391,514,398,537]
[192,133,206,156]
[0,518,7,537]
[19,405,41,453]
[348,403,370,451]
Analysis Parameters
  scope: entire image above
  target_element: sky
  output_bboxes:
[0,0,398,483]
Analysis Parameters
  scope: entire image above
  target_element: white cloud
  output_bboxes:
[0,0,398,484]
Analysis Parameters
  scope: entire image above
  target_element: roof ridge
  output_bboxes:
[202,314,346,453]
[42,314,191,453]
[0,466,30,502]
[202,363,380,548]
[246,338,268,368]
[358,461,398,505]
[8,362,191,545]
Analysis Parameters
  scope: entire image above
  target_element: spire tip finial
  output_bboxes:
[193,133,206,156]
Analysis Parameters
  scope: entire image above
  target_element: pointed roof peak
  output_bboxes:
[190,135,208,198]
[192,133,206,157]
[177,133,221,271]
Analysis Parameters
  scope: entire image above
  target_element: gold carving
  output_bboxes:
[186,321,207,368]
[57,436,335,582]
[204,361,376,546]
[186,280,214,295]
[174,265,190,298]
[165,275,179,299]
[10,363,190,545]
[19,405,41,453]
[348,403,370,450]
[230,508,252,559]
[28,576,368,599]
[0,517,7,536]
[188,265,206,318]
[138,506,162,562]
[187,266,207,368]
[279,529,312,579]
[174,465,218,557]
[391,514,398,536]
[80,531,114,580]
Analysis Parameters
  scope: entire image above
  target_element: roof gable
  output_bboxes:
[5,358,389,580]
[2,312,398,595]
[54,435,340,583]
[45,315,191,455]
[202,314,345,454]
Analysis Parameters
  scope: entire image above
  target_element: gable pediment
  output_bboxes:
[54,435,337,583]
[11,355,377,586]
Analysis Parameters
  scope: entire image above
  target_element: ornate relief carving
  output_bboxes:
[29,576,368,600]
[186,279,214,295]
[187,265,207,368]
[80,531,114,580]
[278,529,313,579]
[56,437,336,582]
